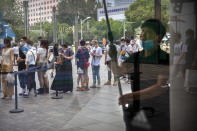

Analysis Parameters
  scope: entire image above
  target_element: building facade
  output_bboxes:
[17,0,60,26]
[98,0,135,7]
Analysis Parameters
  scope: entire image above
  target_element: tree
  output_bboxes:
[125,0,170,33]
[57,0,101,25]
[0,0,23,40]
[0,0,23,26]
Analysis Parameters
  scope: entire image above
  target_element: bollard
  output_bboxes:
[10,72,24,113]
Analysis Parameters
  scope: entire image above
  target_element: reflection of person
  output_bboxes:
[104,43,117,86]
[109,19,168,130]
[1,38,14,99]
[172,33,187,78]
[185,29,197,69]
[51,43,74,93]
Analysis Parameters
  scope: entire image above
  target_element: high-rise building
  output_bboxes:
[17,0,60,26]
[98,0,135,7]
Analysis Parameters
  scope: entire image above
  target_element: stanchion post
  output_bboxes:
[51,90,63,99]
[10,72,24,113]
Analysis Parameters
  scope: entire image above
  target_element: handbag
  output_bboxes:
[6,73,15,87]
[184,69,197,93]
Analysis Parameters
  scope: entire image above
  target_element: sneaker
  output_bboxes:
[104,81,111,85]
[23,92,29,98]
[19,92,24,96]
[113,82,117,86]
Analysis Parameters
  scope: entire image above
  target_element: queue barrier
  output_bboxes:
[0,65,56,113]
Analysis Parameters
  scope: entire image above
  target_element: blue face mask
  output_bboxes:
[142,40,154,51]
[19,41,23,46]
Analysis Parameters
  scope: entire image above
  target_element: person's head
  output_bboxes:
[27,39,34,47]
[61,42,68,49]
[40,39,49,49]
[185,29,194,39]
[140,19,166,51]
[80,40,86,47]
[37,36,42,41]
[92,40,98,47]
[126,39,130,46]
[20,36,28,46]
[4,37,11,48]
[130,36,134,40]
[120,37,125,46]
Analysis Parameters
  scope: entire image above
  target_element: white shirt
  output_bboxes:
[117,44,127,64]
[13,46,19,55]
[128,44,139,53]
[173,42,187,64]
[37,47,47,64]
[91,46,102,66]
[26,47,37,65]
[105,44,111,61]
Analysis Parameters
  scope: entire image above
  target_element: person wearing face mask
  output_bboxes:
[127,36,142,54]
[109,19,169,131]
[17,36,29,96]
[118,37,127,65]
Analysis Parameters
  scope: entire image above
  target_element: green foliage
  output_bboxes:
[0,0,23,26]
[83,19,123,41]
[0,0,23,40]
[125,0,170,33]
[57,0,101,25]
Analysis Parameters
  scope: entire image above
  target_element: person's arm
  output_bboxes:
[36,54,40,65]
[61,50,73,60]
[10,48,14,67]
[119,75,168,106]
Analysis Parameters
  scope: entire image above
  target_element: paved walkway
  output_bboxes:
[0,57,169,131]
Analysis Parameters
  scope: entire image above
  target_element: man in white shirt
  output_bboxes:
[24,40,37,97]
[90,40,102,88]
[117,37,128,65]
[128,38,142,54]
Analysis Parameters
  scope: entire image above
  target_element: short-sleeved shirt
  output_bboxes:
[117,44,127,64]
[37,48,47,64]
[91,46,102,66]
[76,47,90,69]
[61,48,74,63]
[13,46,19,55]
[128,44,139,53]
[173,42,187,65]
[26,47,36,66]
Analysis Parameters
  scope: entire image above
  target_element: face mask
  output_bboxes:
[142,40,154,51]
[19,41,23,46]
